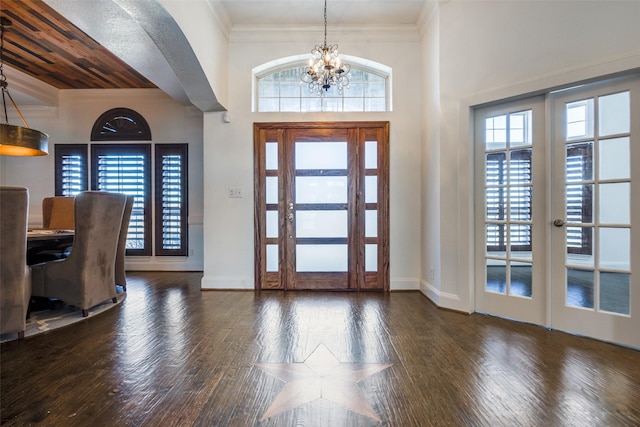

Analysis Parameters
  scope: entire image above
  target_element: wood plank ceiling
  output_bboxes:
[0,0,155,89]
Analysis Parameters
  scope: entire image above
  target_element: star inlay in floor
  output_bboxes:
[255,343,393,421]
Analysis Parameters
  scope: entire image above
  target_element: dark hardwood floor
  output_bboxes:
[2,272,639,426]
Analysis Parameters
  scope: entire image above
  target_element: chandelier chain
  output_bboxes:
[323,0,328,47]
[300,0,351,96]
[1,18,10,124]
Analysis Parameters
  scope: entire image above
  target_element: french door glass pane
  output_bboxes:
[296,244,348,272]
[509,187,532,221]
[566,226,594,266]
[599,272,630,315]
[510,223,531,249]
[509,110,532,147]
[598,91,630,137]
[486,187,503,221]
[567,268,594,309]
[486,260,507,294]
[599,137,630,180]
[566,143,593,181]
[295,176,347,203]
[599,228,630,270]
[295,142,347,169]
[566,99,594,140]
[486,223,504,255]
[296,211,348,238]
[486,152,505,188]
[510,261,532,298]
[509,150,532,183]
[566,185,593,223]
[485,115,507,150]
[598,183,630,224]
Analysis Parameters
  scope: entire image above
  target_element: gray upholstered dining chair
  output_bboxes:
[0,186,31,339]
[31,191,127,317]
[115,195,134,291]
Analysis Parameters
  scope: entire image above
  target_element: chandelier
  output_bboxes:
[301,0,350,95]
[0,17,48,156]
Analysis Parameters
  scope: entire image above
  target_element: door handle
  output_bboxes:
[553,219,566,227]
[287,213,294,222]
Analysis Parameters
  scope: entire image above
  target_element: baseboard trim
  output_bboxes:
[390,278,420,291]
[201,276,254,290]
[420,280,472,314]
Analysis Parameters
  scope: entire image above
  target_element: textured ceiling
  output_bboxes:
[0,0,156,90]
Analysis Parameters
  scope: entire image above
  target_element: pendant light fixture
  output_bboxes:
[301,0,350,95]
[0,17,48,156]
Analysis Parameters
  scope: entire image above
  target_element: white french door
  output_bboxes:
[475,97,546,325]
[476,74,640,348]
[550,75,640,348]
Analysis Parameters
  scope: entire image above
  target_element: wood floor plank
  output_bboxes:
[1,271,639,426]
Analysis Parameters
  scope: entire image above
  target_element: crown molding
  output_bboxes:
[206,0,232,40]
[229,24,420,44]
[417,1,440,39]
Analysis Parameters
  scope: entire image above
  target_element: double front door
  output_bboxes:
[254,122,389,291]
[475,74,640,348]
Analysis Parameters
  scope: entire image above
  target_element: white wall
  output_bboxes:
[421,0,640,312]
[0,89,205,271]
[201,33,423,290]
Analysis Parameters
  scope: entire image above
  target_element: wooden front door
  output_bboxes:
[254,122,389,291]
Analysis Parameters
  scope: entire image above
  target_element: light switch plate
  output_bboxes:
[229,187,243,198]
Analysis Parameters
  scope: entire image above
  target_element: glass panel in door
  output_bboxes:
[289,135,352,289]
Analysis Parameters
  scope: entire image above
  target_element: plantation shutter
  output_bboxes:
[486,150,532,251]
[565,143,593,254]
[55,145,88,196]
[155,144,188,255]
[91,144,151,256]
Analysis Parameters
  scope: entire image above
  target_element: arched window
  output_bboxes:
[90,107,151,141]
[254,55,392,113]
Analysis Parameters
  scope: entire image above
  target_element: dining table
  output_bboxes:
[27,229,74,265]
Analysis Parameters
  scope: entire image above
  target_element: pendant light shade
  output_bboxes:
[0,16,49,157]
[0,124,49,156]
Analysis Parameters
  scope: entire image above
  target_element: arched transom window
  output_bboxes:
[254,55,392,113]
